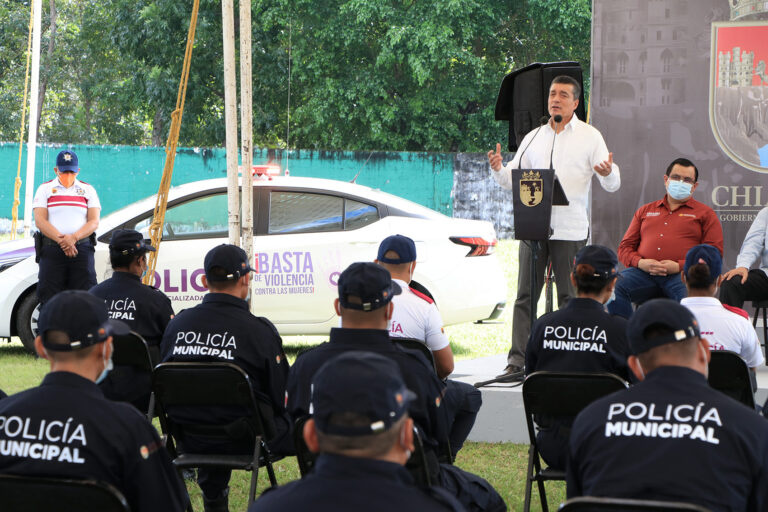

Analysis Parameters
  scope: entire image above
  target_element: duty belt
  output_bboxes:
[42,236,90,247]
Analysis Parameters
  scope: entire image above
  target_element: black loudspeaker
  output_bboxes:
[494,61,585,151]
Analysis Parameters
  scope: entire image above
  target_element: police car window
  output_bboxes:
[268,191,343,234]
[133,193,228,240]
[345,199,378,230]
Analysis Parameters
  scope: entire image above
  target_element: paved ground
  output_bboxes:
[454,352,768,443]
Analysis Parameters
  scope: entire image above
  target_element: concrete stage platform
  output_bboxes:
[454,353,768,444]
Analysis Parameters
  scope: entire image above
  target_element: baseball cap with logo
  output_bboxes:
[337,262,401,311]
[573,245,618,279]
[55,150,79,173]
[38,290,130,351]
[109,229,156,256]
[311,352,416,436]
[683,244,722,285]
[377,234,417,264]
[204,244,255,282]
[626,298,701,355]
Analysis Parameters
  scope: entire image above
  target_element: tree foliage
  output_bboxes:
[0,0,592,152]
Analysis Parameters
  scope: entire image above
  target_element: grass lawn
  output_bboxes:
[0,238,567,511]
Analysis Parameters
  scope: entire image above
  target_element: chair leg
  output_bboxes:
[762,307,767,365]
[248,440,262,506]
[523,444,534,512]
[147,392,156,422]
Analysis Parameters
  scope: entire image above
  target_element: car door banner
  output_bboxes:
[590,0,768,270]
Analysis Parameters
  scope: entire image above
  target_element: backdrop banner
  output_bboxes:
[590,0,768,271]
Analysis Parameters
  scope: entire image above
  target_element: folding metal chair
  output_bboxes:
[559,496,712,511]
[0,474,130,512]
[752,299,768,365]
[707,350,755,409]
[522,372,629,512]
[391,337,437,375]
[110,331,156,419]
[152,362,280,507]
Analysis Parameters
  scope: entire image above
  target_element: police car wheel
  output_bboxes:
[16,292,40,353]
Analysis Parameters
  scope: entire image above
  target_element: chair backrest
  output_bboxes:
[707,350,755,409]
[294,415,316,477]
[559,496,712,511]
[523,372,629,419]
[391,337,437,374]
[0,474,130,512]
[111,331,154,371]
[152,362,273,453]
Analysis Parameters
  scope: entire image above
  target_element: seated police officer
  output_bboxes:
[89,228,175,412]
[525,245,631,471]
[376,234,481,458]
[287,262,506,512]
[681,244,764,375]
[567,298,768,511]
[160,244,292,512]
[251,352,465,511]
[0,290,188,512]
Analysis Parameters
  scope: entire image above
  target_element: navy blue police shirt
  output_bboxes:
[249,454,464,512]
[567,366,768,512]
[525,298,631,380]
[90,271,174,347]
[0,372,188,512]
[160,293,290,436]
[286,328,449,453]
[90,271,175,407]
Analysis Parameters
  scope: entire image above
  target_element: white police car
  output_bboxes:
[0,175,506,351]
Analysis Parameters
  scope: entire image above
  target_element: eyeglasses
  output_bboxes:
[668,175,695,185]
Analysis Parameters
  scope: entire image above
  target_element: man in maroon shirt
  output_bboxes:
[607,158,723,318]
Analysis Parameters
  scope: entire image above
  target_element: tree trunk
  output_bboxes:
[152,108,165,146]
[36,0,57,140]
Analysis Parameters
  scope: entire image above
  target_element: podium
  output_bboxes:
[512,168,568,330]
[511,168,567,240]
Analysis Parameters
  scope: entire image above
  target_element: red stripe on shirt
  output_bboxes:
[48,195,87,205]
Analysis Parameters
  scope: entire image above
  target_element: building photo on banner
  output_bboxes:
[590,0,768,279]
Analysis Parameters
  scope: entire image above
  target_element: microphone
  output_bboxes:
[516,116,550,169]
[549,114,563,170]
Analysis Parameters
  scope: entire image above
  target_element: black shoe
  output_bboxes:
[203,487,229,512]
[495,364,524,380]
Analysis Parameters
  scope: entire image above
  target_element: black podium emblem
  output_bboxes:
[520,170,543,207]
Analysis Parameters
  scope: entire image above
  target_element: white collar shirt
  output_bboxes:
[388,278,450,352]
[681,296,764,368]
[491,115,620,240]
[32,177,100,235]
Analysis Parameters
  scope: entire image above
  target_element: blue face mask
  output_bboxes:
[95,344,114,384]
[667,180,693,200]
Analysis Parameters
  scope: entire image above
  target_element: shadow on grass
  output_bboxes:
[283,342,325,359]
[0,343,36,358]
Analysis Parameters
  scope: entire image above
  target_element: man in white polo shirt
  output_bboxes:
[681,244,764,370]
[376,234,482,459]
[33,150,101,304]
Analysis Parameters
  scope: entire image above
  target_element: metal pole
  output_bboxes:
[23,0,43,237]
[239,0,254,304]
[222,0,240,245]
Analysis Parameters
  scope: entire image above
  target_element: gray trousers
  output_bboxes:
[508,239,585,367]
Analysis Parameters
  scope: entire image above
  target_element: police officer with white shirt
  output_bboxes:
[89,229,175,411]
[681,244,764,370]
[376,234,482,459]
[0,290,188,512]
[33,150,101,304]
[525,245,631,470]
[567,298,768,512]
[160,243,291,512]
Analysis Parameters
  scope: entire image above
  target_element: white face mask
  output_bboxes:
[95,343,113,384]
